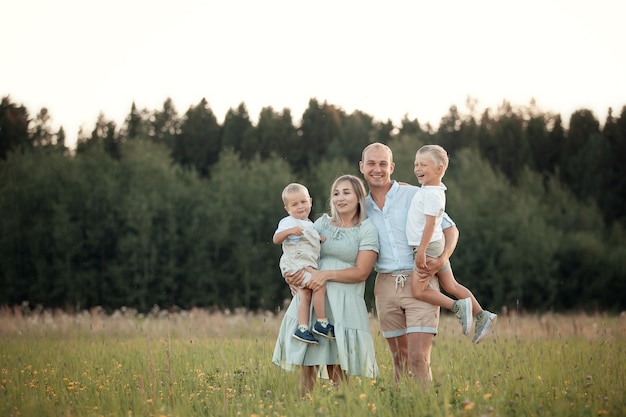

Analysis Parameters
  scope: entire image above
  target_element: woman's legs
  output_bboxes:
[300,365,346,396]
[327,365,347,386]
[300,366,316,397]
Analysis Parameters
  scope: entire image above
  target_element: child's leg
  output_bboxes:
[437,269,483,315]
[311,285,334,338]
[297,288,312,327]
[312,285,327,321]
[411,270,455,310]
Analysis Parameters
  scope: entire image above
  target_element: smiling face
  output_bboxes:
[284,190,312,221]
[332,179,359,219]
[413,153,443,186]
[359,143,395,190]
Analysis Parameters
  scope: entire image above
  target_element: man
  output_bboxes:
[359,142,461,383]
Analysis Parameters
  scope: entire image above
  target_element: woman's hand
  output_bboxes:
[284,269,306,295]
[303,266,328,292]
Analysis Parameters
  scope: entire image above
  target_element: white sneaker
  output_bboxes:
[473,311,497,344]
[453,298,472,335]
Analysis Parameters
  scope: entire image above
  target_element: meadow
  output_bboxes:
[1,305,625,417]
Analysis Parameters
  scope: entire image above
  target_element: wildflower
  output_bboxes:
[462,399,474,410]
[483,393,492,400]
[359,393,367,400]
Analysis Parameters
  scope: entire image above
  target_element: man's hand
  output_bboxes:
[415,256,445,280]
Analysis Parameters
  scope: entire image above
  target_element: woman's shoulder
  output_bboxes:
[314,213,332,227]
[361,217,375,228]
[359,218,379,235]
[315,213,330,223]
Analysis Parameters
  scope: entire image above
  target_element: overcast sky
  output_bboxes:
[3,0,625,148]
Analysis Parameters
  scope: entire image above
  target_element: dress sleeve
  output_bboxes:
[359,220,380,253]
[313,214,329,236]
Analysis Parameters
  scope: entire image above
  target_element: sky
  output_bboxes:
[3,0,625,149]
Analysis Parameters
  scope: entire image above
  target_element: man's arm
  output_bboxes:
[416,224,459,278]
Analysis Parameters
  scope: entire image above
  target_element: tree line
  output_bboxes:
[1,95,625,313]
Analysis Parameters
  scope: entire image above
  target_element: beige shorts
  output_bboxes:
[374,271,440,338]
[411,238,451,273]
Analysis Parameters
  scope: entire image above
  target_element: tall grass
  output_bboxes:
[1,306,625,417]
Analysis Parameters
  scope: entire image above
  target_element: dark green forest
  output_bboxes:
[1,95,625,314]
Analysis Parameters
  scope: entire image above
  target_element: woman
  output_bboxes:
[272,174,379,395]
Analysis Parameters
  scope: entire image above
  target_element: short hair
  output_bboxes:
[281,183,310,205]
[416,144,449,171]
[329,175,368,226]
[361,142,393,163]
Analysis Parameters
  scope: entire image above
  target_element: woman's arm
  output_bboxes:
[304,250,377,292]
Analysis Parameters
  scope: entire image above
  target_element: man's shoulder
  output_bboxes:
[392,181,419,199]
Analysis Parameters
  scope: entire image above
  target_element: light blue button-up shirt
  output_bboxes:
[365,181,455,273]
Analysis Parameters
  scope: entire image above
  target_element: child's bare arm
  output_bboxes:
[273,226,303,244]
[416,215,436,268]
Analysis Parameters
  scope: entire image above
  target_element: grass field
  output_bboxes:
[1,305,625,417]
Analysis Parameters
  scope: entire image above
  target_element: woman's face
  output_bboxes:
[332,180,359,218]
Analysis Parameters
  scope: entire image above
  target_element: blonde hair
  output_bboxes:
[361,142,393,163]
[281,183,310,205]
[329,175,368,226]
[417,144,449,172]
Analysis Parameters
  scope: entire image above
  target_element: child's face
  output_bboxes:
[414,153,444,186]
[284,191,313,220]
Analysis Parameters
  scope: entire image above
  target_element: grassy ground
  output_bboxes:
[1,306,625,417]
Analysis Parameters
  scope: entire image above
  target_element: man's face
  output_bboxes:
[359,146,394,189]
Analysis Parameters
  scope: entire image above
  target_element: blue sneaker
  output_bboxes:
[313,322,335,339]
[293,328,319,344]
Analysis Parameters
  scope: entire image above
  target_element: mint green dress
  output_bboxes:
[272,214,380,378]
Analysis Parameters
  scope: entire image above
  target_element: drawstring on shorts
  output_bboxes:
[393,273,408,290]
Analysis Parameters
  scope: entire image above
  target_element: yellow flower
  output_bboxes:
[462,400,475,410]
[483,393,492,400]
[359,393,367,400]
